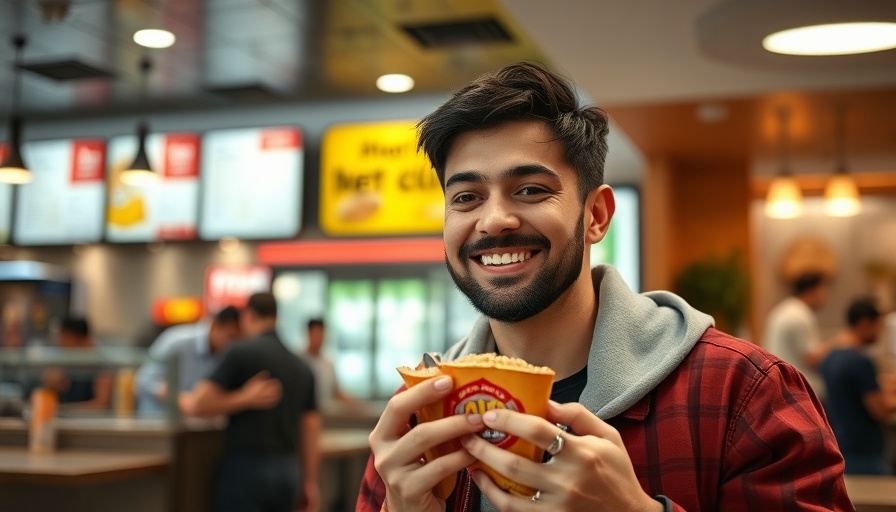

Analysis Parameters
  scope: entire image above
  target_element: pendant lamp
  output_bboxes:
[0,35,31,185]
[824,104,860,217]
[765,107,803,219]
[120,56,158,186]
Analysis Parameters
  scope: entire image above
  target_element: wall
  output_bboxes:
[751,195,896,344]
[1,94,646,344]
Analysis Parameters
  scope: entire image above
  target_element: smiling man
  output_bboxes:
[359,63,850,512]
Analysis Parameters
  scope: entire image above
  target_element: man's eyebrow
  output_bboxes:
[445,165,561,189]
[445,171,485,189]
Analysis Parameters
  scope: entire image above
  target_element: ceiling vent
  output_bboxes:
[401,17,513,48]
[20,59,114,81]
[205,83,285,103]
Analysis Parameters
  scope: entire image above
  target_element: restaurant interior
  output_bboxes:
[0,0,895,510]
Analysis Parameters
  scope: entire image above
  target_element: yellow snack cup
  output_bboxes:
[398,353,555,498]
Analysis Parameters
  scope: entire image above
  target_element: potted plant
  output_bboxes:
[674,250,750,336]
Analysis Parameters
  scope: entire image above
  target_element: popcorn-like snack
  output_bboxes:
[397,353,555,498]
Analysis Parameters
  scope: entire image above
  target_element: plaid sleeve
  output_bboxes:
[719,360,852,511]
[356,452,386,512]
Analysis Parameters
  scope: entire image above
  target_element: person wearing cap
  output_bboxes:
[358,62,849,511]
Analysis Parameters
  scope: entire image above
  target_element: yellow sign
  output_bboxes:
[320,120,444,236]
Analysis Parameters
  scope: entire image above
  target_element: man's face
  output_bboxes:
[307,325,324,354]
[442,120,593,323]
[209,322,241,352]
[856,317,883,346]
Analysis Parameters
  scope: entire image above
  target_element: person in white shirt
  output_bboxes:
[764,272,831,400]
[300,318,355,409]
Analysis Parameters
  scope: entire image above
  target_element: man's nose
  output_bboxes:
[476,197,521,235]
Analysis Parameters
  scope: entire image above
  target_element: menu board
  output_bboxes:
[106,132,200,242]
[13,138,106,245]
[0,144,11,244]
[199,126,303,240]
[319,120,443,236]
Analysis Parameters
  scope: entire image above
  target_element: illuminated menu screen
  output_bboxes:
[0,144,11,244]
[199,126,303,240]
[13,138,106,245]
[106,132,200,242]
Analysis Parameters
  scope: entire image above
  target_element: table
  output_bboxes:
[845,475,896,511]
[0,448,168,485]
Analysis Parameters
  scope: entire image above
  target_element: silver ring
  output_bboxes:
[531,490,541,502]
[546,429,565,456]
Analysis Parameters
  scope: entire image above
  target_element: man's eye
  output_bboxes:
[518,186,548,196]
[452,193,477,204]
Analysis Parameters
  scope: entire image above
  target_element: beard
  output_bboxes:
[446,215,585,323]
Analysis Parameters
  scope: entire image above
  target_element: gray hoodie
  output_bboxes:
[441,265,714,511]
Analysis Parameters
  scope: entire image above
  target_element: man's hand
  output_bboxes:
[369,376,485,512]
[238,371,282,410]
[461,400,662,512]
[41,367,69,393]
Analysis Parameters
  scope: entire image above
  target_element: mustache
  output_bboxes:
[459,233,550,259]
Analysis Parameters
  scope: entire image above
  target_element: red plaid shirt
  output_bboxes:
[357,328,852,511]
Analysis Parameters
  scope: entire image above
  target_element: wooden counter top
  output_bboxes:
[321,428,371,457]
[0,448,168,485]
[845,475,896,506]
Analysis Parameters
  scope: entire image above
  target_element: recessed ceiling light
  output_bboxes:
[133,29,176,49]
[763,22,896,56]
[376,74,415,93]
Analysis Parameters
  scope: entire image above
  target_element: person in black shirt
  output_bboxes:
[186,292,320,512]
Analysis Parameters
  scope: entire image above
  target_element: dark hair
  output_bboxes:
[307,317,324,331]
[417,62,610,202]
[214,305,240,326]
[245,292,277,319]
[846,297,880,327]
[792,272,825,296]
[60,317,90,338]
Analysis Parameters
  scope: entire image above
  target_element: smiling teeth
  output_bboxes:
[480,251,531,266]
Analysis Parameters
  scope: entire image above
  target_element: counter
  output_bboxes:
[0,416,372,512]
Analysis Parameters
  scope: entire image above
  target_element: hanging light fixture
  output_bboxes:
[120,56,158,186]
[0,34,31,185]
[824,103,861,217]
[765,106,803,219]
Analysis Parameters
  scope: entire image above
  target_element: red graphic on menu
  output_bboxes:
[70,140,106,182]
[164,133,200,179]
[260,127,302,150]
[204,265,272,314]
[0,143,8,162]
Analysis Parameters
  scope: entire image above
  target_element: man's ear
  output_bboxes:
[585,185,615,244]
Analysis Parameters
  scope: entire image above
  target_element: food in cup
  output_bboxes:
[397,353,555,498]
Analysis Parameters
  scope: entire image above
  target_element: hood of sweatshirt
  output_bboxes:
[442,264,714,419]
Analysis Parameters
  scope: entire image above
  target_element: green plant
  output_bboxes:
[674,250,750,333]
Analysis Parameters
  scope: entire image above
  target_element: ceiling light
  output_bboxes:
[765,106,803,219]
[133,29,176,49]
[824,104,861,217]
[121,58,159,187]
[695,1,896,69]
[376,74,414,93]
[0,35,31,185]
[763,22,896,56]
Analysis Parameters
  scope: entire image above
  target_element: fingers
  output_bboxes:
[548,401,623,447]
[471,470,538,511]
[372,376,454,437]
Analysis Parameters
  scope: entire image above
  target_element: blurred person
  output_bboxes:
[41,317,113,410]
[134,306,242,415]
[299,317,356,409]
[185,292,320,512]
[763,271,831,400]
[821,297,896,475]
[358,62,849,512]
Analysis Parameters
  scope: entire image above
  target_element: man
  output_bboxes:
[187,292,320,512]
[821,297,896,475]
[300,318,355,409]
[359,63,850,511]
[763,272,830,400]
[42,317,113,410]
[135,306,242,415]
